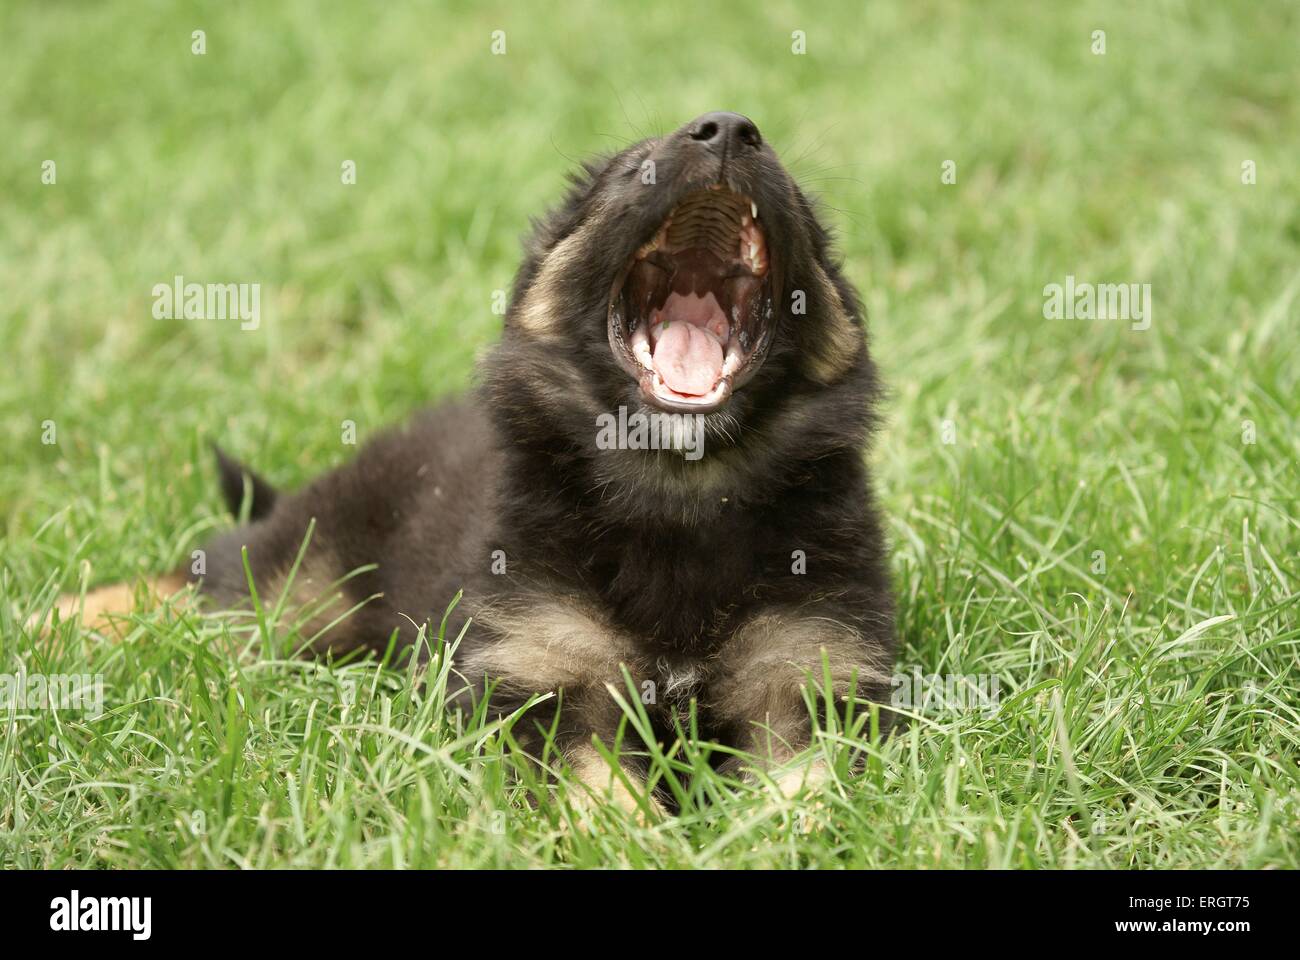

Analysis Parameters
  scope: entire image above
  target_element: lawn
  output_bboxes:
[1,0,1297,868]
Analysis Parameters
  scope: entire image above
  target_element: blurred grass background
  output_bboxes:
[1,1,1297,867]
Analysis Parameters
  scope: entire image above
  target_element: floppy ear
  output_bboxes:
[795,261,864,384]
[509,227,595,336]
[508,157,615,337]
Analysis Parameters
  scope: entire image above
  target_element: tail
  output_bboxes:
[212,443,279,521]
[29,445,274,639]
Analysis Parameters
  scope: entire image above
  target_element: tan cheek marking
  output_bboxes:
[466,598,641,692]
[42,572,189,639]
[800,263,863,384]
[512,213,608,336]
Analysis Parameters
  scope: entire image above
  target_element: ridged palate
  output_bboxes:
[665,191,748,260]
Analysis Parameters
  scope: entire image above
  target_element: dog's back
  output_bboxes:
[196,398,501,655]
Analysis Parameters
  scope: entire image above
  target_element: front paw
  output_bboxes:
[562,747,667,832]
[760,758,835,833]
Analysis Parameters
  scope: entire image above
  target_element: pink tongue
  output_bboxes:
[654,322,724,396]
[652,294,726,396]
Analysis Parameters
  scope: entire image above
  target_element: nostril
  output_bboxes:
[686,112,764,151]
[690,121,719,142]
[736,121,761,147]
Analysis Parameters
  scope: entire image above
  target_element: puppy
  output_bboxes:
[49,112,896,812]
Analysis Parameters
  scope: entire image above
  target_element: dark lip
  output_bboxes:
[607,186,777,416]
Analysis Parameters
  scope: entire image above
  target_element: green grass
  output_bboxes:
[2,0,1298,868]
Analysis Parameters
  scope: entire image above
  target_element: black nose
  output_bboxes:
[687,111,762,150]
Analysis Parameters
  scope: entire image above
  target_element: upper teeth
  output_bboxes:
[751,201,759,219]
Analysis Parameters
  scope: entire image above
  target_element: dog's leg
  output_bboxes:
[711,607,892,791]
[555,691,666,826]
[564,744,665,825]
[40,572,190,638]
[466,596,666,824]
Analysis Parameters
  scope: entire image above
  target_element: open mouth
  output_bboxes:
[608,186,773,412]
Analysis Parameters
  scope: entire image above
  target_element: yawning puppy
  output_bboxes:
[49,112,896,812]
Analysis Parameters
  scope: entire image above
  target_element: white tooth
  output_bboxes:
[751,201,758,219]
[723,343,743,376]
[631,327,651,366]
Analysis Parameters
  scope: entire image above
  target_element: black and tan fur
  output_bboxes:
[49,113,896,812]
